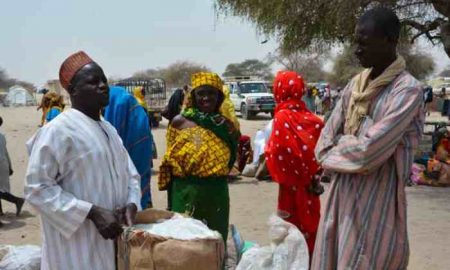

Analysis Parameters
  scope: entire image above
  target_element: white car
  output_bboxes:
[226,80,275,120]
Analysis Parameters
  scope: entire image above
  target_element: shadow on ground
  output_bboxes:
[0,210,35,231]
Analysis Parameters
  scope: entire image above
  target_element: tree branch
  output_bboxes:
[395,1,427,11]
[403,18,446,44]
[430,0,450,17]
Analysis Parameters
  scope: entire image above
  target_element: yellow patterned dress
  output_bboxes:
[159,125,232,241]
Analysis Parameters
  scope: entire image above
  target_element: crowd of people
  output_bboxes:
[0,6,429,270]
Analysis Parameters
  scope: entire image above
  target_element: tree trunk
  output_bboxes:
[431,0,450,17]
[441,22,450,58]
[431,0,450,58]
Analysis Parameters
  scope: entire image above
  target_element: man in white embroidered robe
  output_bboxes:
[25,51,141,270]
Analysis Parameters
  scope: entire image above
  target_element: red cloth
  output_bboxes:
[441,138,450,153]
[278,185,320,255]
[265,70,323,256]
[239,135,251,144]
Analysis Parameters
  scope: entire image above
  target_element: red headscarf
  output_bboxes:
[265,71,324,187]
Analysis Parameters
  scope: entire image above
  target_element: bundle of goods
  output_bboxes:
[241,121,272,180]
[413,159,450,187]
[117,209,225,270]
[0,245,41,270]
[236,215,309,270]
[412,125,450,187]
[225,224,258,270]
[411,154,450,187]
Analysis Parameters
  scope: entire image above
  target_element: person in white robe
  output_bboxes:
[24,51,141,270]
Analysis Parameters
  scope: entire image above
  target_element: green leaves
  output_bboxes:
[222,59,273,80]
[215,0,450,58]
[133,61,210,88]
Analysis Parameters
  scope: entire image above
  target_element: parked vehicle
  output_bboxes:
[115,78,167,127]
[224,76,275,120]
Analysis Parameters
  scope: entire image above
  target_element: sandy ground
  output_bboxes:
[0,106,449,269]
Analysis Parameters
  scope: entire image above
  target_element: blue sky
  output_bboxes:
[0,0,448,87]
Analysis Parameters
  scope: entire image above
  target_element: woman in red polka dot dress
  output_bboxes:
[265,70,324,256]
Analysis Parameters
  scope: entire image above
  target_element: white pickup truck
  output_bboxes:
[224,77,275,120]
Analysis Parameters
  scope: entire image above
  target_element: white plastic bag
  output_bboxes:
[252,120,273,165]
[241,163,257,177]
[132,214,222,240]
[0,245,41,270]
[236,215,309,270]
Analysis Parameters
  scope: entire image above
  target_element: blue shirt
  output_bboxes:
[46,107,62,122]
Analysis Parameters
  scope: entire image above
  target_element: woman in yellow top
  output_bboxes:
[132,86,149,112]
[159,72,239,242]
[220,85,240,130]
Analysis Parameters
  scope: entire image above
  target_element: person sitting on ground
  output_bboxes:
[159,72,239,243]
[236,135,252,172]
[0,116,25,225]
[229,135,253,178]
[254,120,272,180]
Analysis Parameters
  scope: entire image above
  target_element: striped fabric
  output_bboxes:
[25,109,141,270]
[312,71,424,270]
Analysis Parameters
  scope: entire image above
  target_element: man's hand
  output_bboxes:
[308,173,325,196]
[87,205,123,240]
[115,203,137,227]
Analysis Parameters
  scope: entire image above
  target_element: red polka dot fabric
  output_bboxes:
[266,71,324,187]
[265,71,324,255]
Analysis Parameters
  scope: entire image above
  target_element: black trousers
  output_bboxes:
[0,191,22,212]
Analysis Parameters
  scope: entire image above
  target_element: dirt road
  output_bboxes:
[0,106,449,269]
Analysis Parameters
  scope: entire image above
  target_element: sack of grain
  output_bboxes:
[117,208,225,270]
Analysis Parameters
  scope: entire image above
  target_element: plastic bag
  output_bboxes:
[236,215,309,270]
[241,164,257,177]
[252,120,273,165]
[0,245,41,270]
[132,214,221,240]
